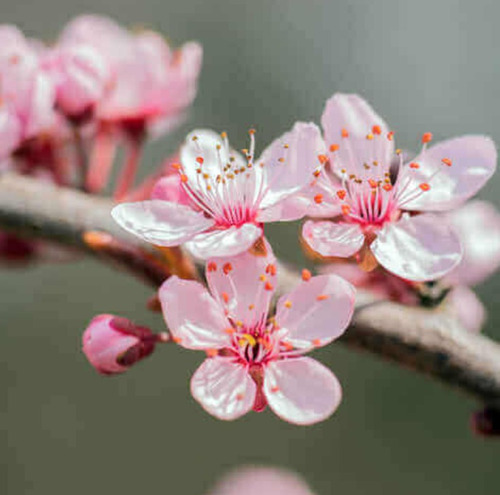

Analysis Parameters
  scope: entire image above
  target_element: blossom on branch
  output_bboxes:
[112,124,326,258]
[300,93,497,281]
[159,242,355,424]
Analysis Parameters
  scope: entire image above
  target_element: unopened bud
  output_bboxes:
[82,314,156,375]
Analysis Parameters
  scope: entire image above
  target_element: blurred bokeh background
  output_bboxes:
[2,0,500,493]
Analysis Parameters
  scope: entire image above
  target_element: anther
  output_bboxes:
[180,174,188,183]
[409,162,420,169]
[284,300,292,308]
[330,144,340,152]
[372,125,382,135]
[221,292,230,304]
[341,128,349,138]
[206,349,218,357]
[341,204,351,215]
[366,133,374,140]
[441,158,452,167]
[422,132,433,144]
[220,132,227,138]
[172,163,181,170]
[265,264,277,276]
[270,386,280,393]
[207,261,217,272]
[312,339,322,346]
[314,194,323,204]
[301,269,312,281]
[387,131,394,141]
[383,184,392,191]
[223,263,233,274]
[264,281,274,291]
[316,294,329,301]
[318,154,328,164]
[337,189,347,200]
[419,183,431,191]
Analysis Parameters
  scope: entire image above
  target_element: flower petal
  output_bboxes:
[444,285,486,333]
[207,240,276,327]
[159,276,231,349]
[321,93,394,174]
[371,214,462,282]
[150,175,193,206]
[111,200,214,246]
[276,274,355,349]
[190,358,256,420]
[186,223,262,259]
[258,122,326,211]
[398,136,497,211]
[264,357,342,425]
[302,220,364,257]
[443,200,500,286]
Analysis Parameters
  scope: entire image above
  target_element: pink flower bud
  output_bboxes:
[82,314,156,375]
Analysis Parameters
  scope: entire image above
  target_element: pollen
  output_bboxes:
[396,148,402,155]
[265,264,277,276]
[270,386,280,393]
[409,162,420,169]
[368,179,378,188]
[422,132,433,144]
[330,143,340,152]
[341,204,351,215]
[284,300,292,308]
[259,274,267,282]
[172,162,181,170]
[372,125,382,135]
[301,269,312,281]
[383,184,393,191]
[337,189,347,200]
[366,133,374,140]
[221,292,230,304]
[441,158,452,166]
[223,263,233,274]
[313,169,321,177]
[248,128,256,135]
[419,183,431,191]
[341,128,349,138]
[248,304,255,310]
[264,281,274,291]
[207,261,217,272]
[316,294,329,301]
[387,131,394,141]
[314,194,323,204]
[180,174,188,183]
[278,157,285,163]
[318,154,328,164]
[239,334,257,347]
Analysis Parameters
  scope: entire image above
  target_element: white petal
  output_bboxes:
[112,200,214,246]
[186,223,262,259]
[264,357,342,425]
[371,214,463,282]
[159,276,231,349]
[190,358,256,420]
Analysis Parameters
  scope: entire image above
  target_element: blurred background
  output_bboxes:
[2,0,500,493]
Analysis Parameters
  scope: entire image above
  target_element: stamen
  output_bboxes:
[422,132,433,144]
[441,158,452,167]
[301,269,312,281]
[223,263,233,274]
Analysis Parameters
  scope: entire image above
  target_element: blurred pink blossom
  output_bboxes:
[82,314,158,375]
[112,125,326,259]
[300,93,496,282]
[159,243,355,424]
[207,467,316,495]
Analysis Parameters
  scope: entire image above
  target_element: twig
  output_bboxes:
[0,172,499,408]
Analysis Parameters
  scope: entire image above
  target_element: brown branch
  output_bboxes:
[1,172,499,409]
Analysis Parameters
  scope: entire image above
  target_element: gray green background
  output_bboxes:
[2,1,500,494]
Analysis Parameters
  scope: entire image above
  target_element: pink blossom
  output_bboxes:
[159,244,355,424]
[112,125,326,258]
[82,314,158,375]
[0,25,57,159]
[207,467,316,495]
[59,15,202,131]
[300,93,496,282]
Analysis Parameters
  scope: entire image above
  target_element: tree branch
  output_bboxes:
[1,172,499,408]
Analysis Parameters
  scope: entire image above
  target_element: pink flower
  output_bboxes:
[59,15,202,130]
[159,244,355,424]
[301,93,496,281]
[82,314,158,375]
[0,25,57,159]
[112,125,326,258]
[207,467,316,495]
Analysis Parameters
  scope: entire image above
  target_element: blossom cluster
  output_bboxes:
[3,15,499,426]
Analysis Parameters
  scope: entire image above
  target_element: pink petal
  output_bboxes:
[111,200,214,246]
[258,122,326,211]
[264,357,342,425]
[444,285,486,333]
[371,214,462,282]
[207,467,316,495]
[321,93,394,173]
[0,107,21,158]
[444,201,500,286]
[206,240,276,327]
[276,274,355,349]
[398,136,496,211]
[186,223,262,259]
[150,175,193,206]
[190,358,256,420]
[302,220,364,257]
[159,276,231,349]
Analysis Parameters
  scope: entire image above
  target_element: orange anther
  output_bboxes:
[314,194,323,204]
[313,169,321,177]
[419,183,431,191]
[387,131,394,141]
[337,189,347,200]
[221,292,230,304]
[301,269,312,281]
[341,128,349,138]
[316,294,329,301]
[248,128,256,135]
[283,342,294,351]
[266,264,277,276]
[172,162,181,170]
[409,162,420,169]
[236,393,245,401]
[259,274,267,282]
[220,131,227,138]
[172,336,182,344]
[330,143,340,152]
[264,281,274,291]
[270,386,280,393]
[366,133,374,140]
[318,154,328,164]
[223,263,233,275]
[383,184,393,191]
[180,174,188,183]
[341,204,351,215]
[206,349,218,357]
[372,125,382,135]
[368,179,378,189]
[196,156,204,164]
[248,304,255,310]
[312,339,322,346]
[224,328,235,335]
[422,132,433,144]
[207,261,217,272]
[278,157,285,163]
[284,300,292,308]
[441,158,452,167]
